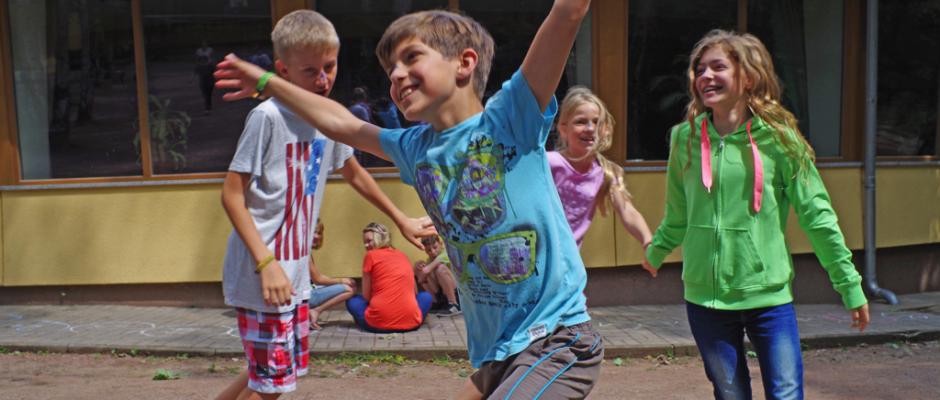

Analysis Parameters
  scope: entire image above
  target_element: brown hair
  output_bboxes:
[375,10,495,99]
[555,86,630,216]
[684,29,814,175]
[271,10,339,61]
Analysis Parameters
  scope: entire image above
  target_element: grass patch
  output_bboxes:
[152,369,182,381]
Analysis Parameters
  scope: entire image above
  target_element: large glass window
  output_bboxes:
[141,0,272,174]
[877,0,940,156]
[318,0,591,165]
[317,0,448,168]
[8,0,141,179]
[626,0,737,161]
[749,0,844,157]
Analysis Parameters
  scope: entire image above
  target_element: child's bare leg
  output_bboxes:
[237,389,281,400]
[434,266,458,304]
[455,378,483,400]
[216,370,249,400]
[310,285,354,329]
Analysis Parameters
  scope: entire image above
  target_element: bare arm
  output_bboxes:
[611,190,653,248]
[221,172,293,306]
[338,157,436,250]
[521,0,591,111]
[214,54,387,158]
[361,273,373,302]
[309,257,353,286]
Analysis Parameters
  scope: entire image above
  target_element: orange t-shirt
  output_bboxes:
[363,248,422,331]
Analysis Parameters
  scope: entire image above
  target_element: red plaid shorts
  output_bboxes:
[236,300,310,393]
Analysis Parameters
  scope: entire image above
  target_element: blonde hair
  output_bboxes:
[684,29,814,175]
[556,86,630,216]
[375,10,495,99]
[271,10,339,61]
[363,222,392,249]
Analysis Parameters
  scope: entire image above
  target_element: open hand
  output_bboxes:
[641,259,658,278]
[399,216,438,250]
[214,53,268,101]
[851,303,870,332]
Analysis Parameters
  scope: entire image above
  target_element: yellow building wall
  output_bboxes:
[1,166,938,286]
[1,184,231,285]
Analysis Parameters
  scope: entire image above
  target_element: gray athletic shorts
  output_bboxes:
[470,321,604,399]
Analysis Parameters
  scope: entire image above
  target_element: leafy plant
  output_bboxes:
[134,95,191,171]
[152,369,181,381]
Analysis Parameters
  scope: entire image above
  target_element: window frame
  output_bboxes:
[2,0,936,187]
[610,0,937,167]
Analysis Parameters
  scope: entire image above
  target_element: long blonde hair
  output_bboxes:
[685,30,814,175]
[555,86,630,216]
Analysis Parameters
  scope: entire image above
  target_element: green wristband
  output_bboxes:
[254,71,275,98]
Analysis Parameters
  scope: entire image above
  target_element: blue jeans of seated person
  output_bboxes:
[346,291,433,333]
[686,302,803,400]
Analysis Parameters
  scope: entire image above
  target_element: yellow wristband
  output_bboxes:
[255,255,275,273]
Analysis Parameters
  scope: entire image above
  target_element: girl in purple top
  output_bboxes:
[548,87,653,250]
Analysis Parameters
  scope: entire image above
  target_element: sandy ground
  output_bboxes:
[1,341,938,399]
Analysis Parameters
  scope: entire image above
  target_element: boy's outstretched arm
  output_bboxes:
[215,54,387,159]
[338,157,437,250]
[521,0,591,111]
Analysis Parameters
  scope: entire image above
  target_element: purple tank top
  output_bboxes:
[547,151,604,247]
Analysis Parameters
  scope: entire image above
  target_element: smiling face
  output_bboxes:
[559,102,602,159]
[694,46,744,114]
[362,231,375,251]
[385,37,461,123]
[276,46,339,97]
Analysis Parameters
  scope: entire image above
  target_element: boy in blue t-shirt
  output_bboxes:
[215,1,600,398]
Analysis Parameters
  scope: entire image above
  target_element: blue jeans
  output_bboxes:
[686,302,803,400]
[346,291,433,333]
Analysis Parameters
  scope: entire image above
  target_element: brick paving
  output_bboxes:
[1,292,938,359]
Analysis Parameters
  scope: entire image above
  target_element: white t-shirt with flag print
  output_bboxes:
[223,98,353,313]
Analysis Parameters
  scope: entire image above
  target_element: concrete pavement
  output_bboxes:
[1,292,939,359]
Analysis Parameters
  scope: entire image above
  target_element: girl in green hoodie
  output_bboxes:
[644,30,870,399]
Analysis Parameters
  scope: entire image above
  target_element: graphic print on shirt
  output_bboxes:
[275,139,325,261]
[414,131,537,287]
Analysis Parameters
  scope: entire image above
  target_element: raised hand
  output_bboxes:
[398,216,438,250]
[214,53,269,101]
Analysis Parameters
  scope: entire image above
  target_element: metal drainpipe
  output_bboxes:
[863,0,898,305]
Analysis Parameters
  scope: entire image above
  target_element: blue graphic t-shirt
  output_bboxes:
[380,70,590,367]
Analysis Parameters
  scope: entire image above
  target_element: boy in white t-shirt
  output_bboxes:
[217,10,433,399]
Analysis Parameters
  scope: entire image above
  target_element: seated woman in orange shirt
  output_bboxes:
[346,222,433,333]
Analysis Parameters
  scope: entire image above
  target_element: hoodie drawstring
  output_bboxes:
[700,118,763,213]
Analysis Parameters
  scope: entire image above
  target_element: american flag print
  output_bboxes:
[274,139,325,261]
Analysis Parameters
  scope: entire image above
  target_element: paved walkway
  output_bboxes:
[1,292,939,359]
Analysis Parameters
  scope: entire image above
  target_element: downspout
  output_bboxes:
[863,0,898,305]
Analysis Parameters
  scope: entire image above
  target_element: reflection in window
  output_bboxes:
[877,0,939,156]
[141,0,271,174]
[460,0,591,104]
[8,0,141,179]
[749,0,843,157]
[318,0,448,168]
[626,0,737,161]
[318,1,590,165]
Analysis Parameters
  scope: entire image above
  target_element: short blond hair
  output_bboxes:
[375,10,495,99]
[271,10,339,61]
[363,222,392,249]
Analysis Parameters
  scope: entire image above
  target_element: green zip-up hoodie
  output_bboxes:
[645,113,867,311]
